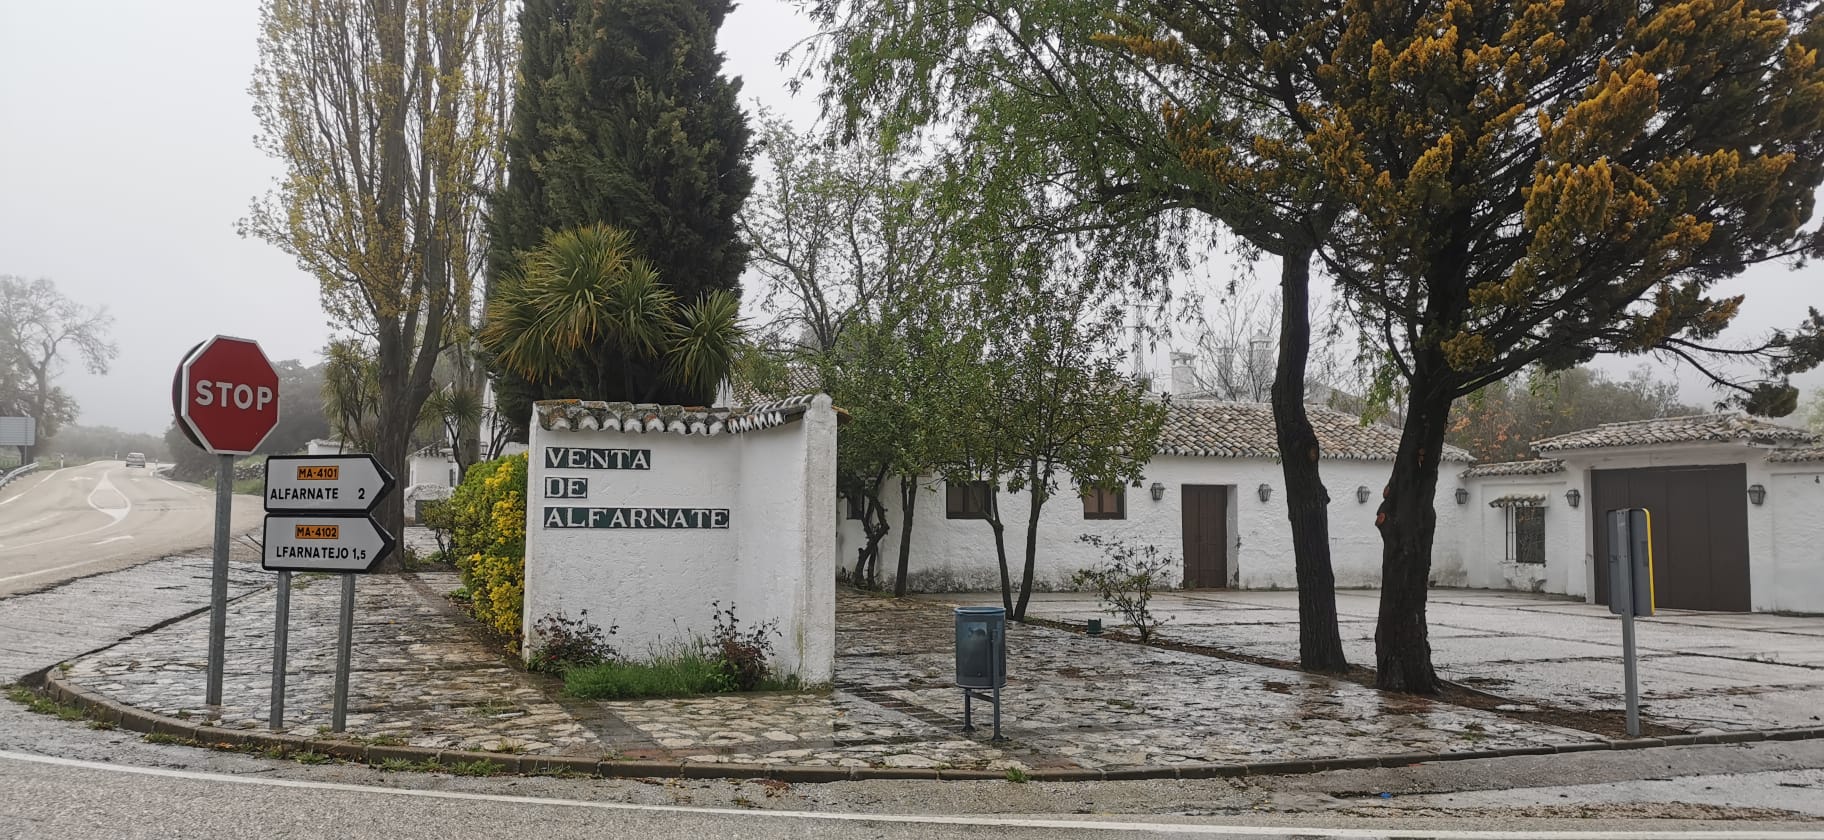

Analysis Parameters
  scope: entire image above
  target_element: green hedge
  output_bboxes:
[449,453,528,641]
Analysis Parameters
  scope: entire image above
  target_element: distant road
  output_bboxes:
[0,460,262,597]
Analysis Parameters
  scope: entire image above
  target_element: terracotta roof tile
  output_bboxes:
[1159,400,1473,462]
[533,396,819,435]
[1462,459,1565,478]
[1768,446,1824,463]
[1488,493,1547,508]
[1531,413,1819,452]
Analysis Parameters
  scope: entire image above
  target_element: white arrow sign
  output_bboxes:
[263,454,395,513]
[262,515,395,573]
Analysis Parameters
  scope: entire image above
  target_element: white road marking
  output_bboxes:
[92,535,134,545]
[86,470,132,523]
[0,750,1816,840]
[0,494,23,507]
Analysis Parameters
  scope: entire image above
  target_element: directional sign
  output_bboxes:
[263,454,396,514]
[174,336,281,455]
[262,515,395,573]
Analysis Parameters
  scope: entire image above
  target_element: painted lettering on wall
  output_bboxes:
[543,447,651,470]
[543,507,730,529]
[544,477,589,498]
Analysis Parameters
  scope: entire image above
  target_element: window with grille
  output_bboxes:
[1081,485,1125,520]
[1505,506,1545,564]
[946,480,992,519]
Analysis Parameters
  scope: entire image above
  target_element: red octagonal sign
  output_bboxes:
[174,336,281,455]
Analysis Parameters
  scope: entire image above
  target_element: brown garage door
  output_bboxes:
[1591,464,1750,612]
[1181,485,1228,588]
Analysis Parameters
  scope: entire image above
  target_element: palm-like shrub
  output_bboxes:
[482,225,741,398]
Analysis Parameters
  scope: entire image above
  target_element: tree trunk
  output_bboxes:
[1013,471,1044,621]
[1270,249,1349,674]
[984,491,1012,614]
[1373,378,1455,694]
[893,475,917,596]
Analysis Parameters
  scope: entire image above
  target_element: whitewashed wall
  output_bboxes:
[1456,445,1824,613]
[838,455,1468,592]
[1457,475,1574,594]
[1767,460,1824,613]
[524,397,838,683]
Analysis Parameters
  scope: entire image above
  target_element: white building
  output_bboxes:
[836,401,1474,593]
[1458,413,1824,613]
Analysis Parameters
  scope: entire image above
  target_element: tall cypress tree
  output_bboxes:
[488,0,753,432]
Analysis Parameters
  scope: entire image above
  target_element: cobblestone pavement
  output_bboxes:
[54,564,1602,772]
[0,548,267,684]
[949,589,1824,733]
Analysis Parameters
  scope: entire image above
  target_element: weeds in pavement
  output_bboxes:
[86,720,116,731]
[143,733,195,746]
[1004,767,1030,783]
[292,751,333,765]
[447,759,507,777]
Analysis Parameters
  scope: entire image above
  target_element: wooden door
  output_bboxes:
[1592,464,1750,612]
[1181,485,1228,588]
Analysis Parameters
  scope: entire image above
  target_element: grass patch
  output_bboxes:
[1005,766,1030,783]
[7,685,87,720]
[293,751,333,765]
[564,647,791,700]
[87,720,117,731]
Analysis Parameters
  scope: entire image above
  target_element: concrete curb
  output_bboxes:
[34,671,1824,784]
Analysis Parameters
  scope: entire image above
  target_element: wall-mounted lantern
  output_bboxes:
[1454,487,1470,505]
[1748,484,1767,506]
[1257,483,1272,502]
[1565,488,1581,508]
[1355,485,1371,504]
[1150,482,1165,502]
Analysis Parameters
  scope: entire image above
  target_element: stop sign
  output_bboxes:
[174,336,281,455]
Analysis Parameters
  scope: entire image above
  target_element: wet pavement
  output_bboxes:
[956,589,1824,733]
[51,565,1600,772]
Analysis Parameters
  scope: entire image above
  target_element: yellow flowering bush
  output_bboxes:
[449,453,528,641]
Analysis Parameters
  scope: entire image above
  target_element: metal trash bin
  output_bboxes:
[954,606,1006,740]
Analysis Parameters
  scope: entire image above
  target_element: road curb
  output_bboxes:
[34,672,1824,784]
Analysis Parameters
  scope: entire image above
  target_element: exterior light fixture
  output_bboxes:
[1455,487,1470,505]
[1355,485,1371,504]
[1748,484,1766,506]
[1257,483,1272,502]
[1150,482,1165,502]
[1565,488,1581,508]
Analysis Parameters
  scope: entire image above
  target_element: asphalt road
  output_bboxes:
[0,460,262,596]
[4,748,1821,840]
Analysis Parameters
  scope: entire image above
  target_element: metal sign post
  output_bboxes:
[207,454,233,706]
[174,336,282,712]
[260,453,394,735]
[269,571,291,730]
[332,574,356,732]
[1607,508,1655,738]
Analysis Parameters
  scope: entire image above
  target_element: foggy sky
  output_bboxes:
[0,2,1817,436]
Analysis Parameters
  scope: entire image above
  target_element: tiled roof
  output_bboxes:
[1488,493,1547,508]
[1462,459,1565,478]
[1158,400,1473,462]
[1768,446,1824,463]
[728,364,822,407]
[1531,413,1819,452]
[534,396,820,435]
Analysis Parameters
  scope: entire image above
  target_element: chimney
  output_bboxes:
[1170,351,1197,396]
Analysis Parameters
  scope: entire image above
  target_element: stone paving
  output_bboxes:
[53,565,1604,772]
[953,589,1824,733]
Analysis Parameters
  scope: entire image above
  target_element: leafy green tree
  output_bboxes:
[245,0,511,553]
[804,0,1356,670]
[481,225,743,401]
[959,267,1168,621]
[488,0,753,428]
[265,359,330,454]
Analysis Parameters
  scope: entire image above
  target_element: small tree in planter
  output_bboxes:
[1072,535,1176,642]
